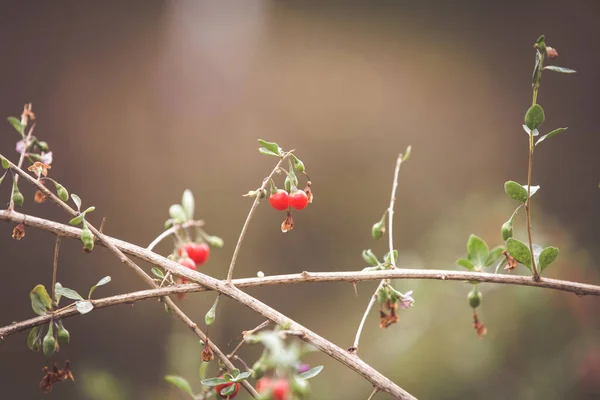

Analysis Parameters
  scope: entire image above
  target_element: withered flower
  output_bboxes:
[21,103,35,126]
[304,181,313,203]
[35,190,47,203]
[201,339,214,362]
[281,211,294,233]
[502,250,518,272]
[12,223,25,240]
[472,312,487,339]
[39,361,74,393]
[28,161,51,178]
[379,300,399,329]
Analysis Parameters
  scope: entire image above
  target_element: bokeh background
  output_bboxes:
[1,1,599,399]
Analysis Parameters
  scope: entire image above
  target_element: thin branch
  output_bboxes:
[147,220,204,252]
[51,236,62,306]
[227,320,270,359]
[353,153,404,351]
[0,158,259,398]
[367,387,379,400]
[2,210,600,297]
[226,151,293,283]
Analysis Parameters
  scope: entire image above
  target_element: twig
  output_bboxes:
[353,153,403,351]
[8,123,35,211]
[2,210,600,298]
[367,387,379,400]
[226,151,293,283]
[147,220,204,252]
[0,157,259,398]
[51,236,62,306]
[227,320,270,359]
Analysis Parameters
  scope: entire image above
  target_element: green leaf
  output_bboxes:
[525,185,540,198]
[504,181,529,203]
[456,258,475,271]
[1,156,9,169]
[55,286,84,301]
[535,127,568,146]
[522,125,539,137]
[298,365,324,380]
[54,282,63,304]
[69,214,85,226]
[362,249,379,266]
[539,246,559,273]
[543,66,576,74]
[220,384,237,396]
[151,267,165,279]
[76,300,94,314]
[169,204,187,223]
[27,326,43,352]
[82,206,95,215]
[30,285,52,316]
[532,50,541,85]
[89,276,111,298]
[384,249,398,264]
[485,245,505,267]
[199,361,209,381]
[258,147,280,157]
[505,238,532,269]
[165,375,194,397]
[71,194,82,211]
[231,371,251,382]
[205,235,224,248]
[467,234,489,267]
[501,219,514,241]
[525,104,545,130]
[201,377,229,387]
[257,139,283,156]
[182,189,195,220]
[7,116,24,135]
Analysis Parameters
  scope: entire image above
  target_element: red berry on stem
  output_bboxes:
[256,377,271,393]
[179,242,210,266]
[270,189,290,211]
[215,379,240,399]
[289,190,309,210]
[178,257,196,271]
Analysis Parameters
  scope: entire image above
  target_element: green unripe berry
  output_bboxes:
[42,324,56,357]
[468,289,482,309]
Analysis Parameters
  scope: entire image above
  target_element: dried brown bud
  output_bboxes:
[546,46,558,59]
[281,211,294,233]
[502,250,518,272]
[472,312,487,339]
[379,300,399,329]
[21,103,35,126]
[201,340,214,362]
[34,190,47,203]
[12,223,25,240]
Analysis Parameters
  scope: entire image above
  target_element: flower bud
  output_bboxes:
[372,220,385,240]
[12,188,24,207]
[546,46,558,59]
[43,324,56,357]
[57,321,70,345]
[362,249,379,266]
[81,227,94,252]
[468,289,482,309]
[55,183,69,202]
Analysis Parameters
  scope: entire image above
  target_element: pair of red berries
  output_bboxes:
[215,380,240,399]
[178,242,210,267]
[270,189,308,211]
[256,377,290,400]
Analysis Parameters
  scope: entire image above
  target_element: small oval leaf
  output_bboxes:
[543,66,576,74]
[201,377,229,387]
[257,139,283,156]
[169,204,187,223]
[467,234,489,267]
[525,104,545,130]
[456,258,475,271]
[298,365,324,380]
[75,300,94,314]
[30,285,53,316]
[504,181,529,203]
[71,194,82,211]
[505,238,532,269]
[55,286,84,301]
[535,127,567,146]
[182,189,195,220]
[539,246,559,273]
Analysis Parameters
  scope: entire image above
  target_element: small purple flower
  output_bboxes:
[296,363,310,373]
[399,290,414,309]
[40,152,53,165]
[15,140,25,153]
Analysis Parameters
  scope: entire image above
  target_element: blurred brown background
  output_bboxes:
[1,1,599,399]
